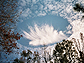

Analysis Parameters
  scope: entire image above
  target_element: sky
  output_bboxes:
[1,0,84,62]
[17,0,84,48]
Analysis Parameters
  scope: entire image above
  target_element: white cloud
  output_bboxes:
[44,6,48,12]
[71,20,84,34]
[19,0,84,44]
[65,5,73,13]
[47,4,54,10]
[82,0,84,4]
[66,25,72,30]
[51,11,58,15]
[19,0,84,18]
[40,4,44,10]
[23,24,67,46]
[37,11,46,16]
[20,0,26,6]
[21,8,31,17]
[66,30,72,34]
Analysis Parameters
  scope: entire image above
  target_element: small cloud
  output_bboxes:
[20,0,26,6]
[68,19,84,41]
[51,11,58,15]
[47,4,54,10]
[21,8,31,17]
[37,11,46,16]
[40,4,44,10]
[66,25,72,30]
[66,30,72,34]
[65,5,72,13]
[23,24,67,46]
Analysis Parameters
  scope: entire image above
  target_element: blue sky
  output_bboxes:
[1,0,84,62]
[17,14,69,47]
[18,15,69,31]
[17,0,84,47]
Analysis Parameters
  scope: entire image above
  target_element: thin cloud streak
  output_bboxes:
[23,24,67,46]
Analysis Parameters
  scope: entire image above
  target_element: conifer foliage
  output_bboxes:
[71,33,84,63]
[73,3,84,18]
[53,40,79,63]
[13,50,41,63]
[53,33,84,63]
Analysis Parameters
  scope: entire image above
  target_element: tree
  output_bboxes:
[41,44,52,63]
[13,58,24,63]
[72,33,84,63]
[14,50,41,63]
[0,0,22,54]
[53,33,84,63]
[53,40,79,63]
[73,3,84,18]
[13,50,33,63]
[33,51,40,63]
[21,50,33,63]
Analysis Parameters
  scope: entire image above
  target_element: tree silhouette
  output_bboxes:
[53,40,79,63]
[53,33,84,63]
[73,3,84,18]
[13,58,24,63]
[72,33,84,63]
[21,50,32,63]
[0,0,22,54]
[33,51,40,63]
[14,50,41,63]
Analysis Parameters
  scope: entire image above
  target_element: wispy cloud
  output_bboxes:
[22,24,67,46]
[19,0,84,45]
[19,0,84,19]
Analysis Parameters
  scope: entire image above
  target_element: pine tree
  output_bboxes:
[72,33,84,62]
[53,40,79,63]
[14,50,41,63]
[13,58,24,63]
[73,3,84,18]
[33,51,41,63]
[20,50,33,63]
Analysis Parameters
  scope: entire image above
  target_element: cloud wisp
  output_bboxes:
[19,0,84,48]
[22,24,67,46]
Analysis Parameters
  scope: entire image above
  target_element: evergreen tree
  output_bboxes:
[72,33,84,63]
[20,50,32,63]
[14,50,41,63]
[73,3,84,18]
[33,51,40,63]
[13,58,24,63]
[53,40,79,63]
